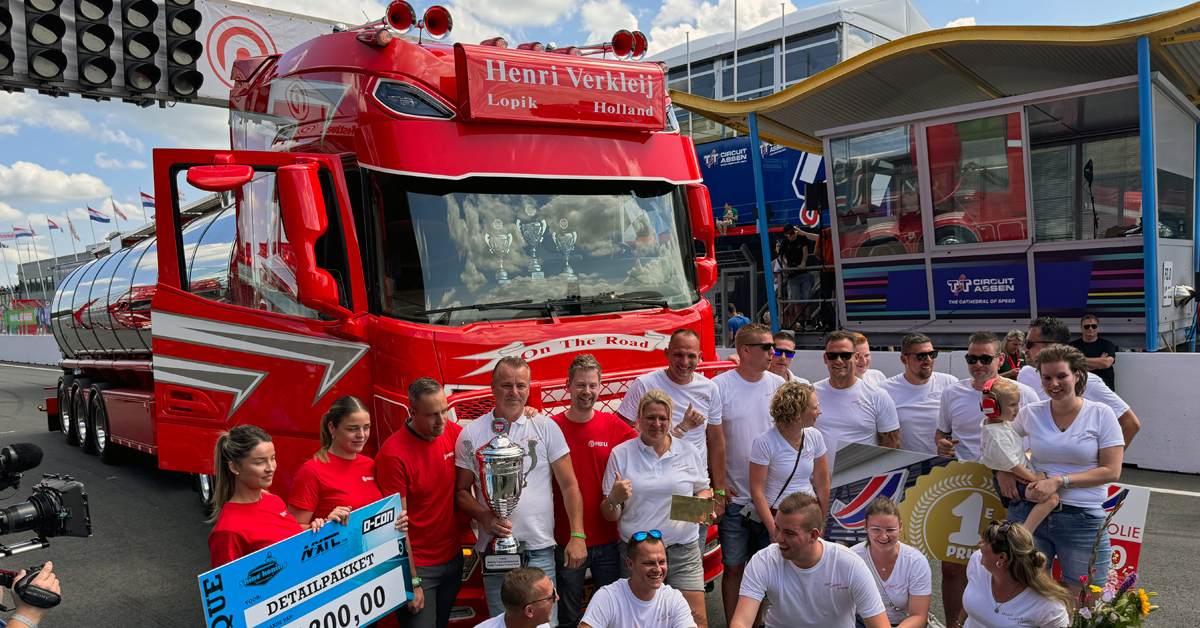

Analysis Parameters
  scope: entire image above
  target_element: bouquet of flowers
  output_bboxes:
[1071,570,1159,627]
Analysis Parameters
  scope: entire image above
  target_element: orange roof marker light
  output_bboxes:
[479,36,508,48]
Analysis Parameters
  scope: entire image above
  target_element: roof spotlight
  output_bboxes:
[516,42,544,52]
[480,36,508,48]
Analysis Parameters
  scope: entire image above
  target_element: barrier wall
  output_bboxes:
[0,335,62,366]
[715,347,1200,474]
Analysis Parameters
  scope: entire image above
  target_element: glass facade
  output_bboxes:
[829,126,923,258]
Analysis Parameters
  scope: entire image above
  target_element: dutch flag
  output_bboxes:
[88,207,111,223]
[141,191,155,211]
[12,227,33,238]
[47,219,61,231]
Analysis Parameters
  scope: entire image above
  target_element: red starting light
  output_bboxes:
[420,5,452,40]
[631,30,648,60]
[479,36,508,48]
[516,42,544,52]
[385,0,415,34]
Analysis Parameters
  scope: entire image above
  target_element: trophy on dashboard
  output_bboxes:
[553,219,578,280]
[518,208,548,280]
[485,219,513,285]
[475,416,527,571]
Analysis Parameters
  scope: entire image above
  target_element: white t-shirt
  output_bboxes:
[1012,399,1124,507]
[1018,366,1130,418]
[780,369,811,385]
[811,378,899,472]
[603,436,709,546]
[849,542,933,626]
[712,370,785,505]
[617,369,721,467]
[877,372,960,456]
[473,615,509,628]
[962,551,1070,628]
[979,420,1027,472]
[455,410,570,552]
[859,369,887,387]
[748,427,827,513]
[936,379,1039,463]
[580,580,696,628]
[741,540,885,628]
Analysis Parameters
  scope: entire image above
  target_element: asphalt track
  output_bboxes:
[0,362,1195,627]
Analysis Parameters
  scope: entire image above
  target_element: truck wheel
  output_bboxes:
[196,473,216,516]
[57,380,76,444]
[91,387,122,465]
[69,381,91,448]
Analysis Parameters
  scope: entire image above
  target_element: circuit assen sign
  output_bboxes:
[455,44,667,131]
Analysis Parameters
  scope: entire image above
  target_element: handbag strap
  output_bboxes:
[771,431,805,509]
[866,548,908,617]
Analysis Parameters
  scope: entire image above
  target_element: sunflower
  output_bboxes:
[1138,589,1151,616]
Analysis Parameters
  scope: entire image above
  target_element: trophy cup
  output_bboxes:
[517,209,548,280]
[485,219,513,285]
[552,219,578,280]
[475,416,527,571]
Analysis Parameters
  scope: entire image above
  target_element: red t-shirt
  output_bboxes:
[287,453,384,519]
[551,411,638,547]
[208,493,302,568]
[376,421,463,567]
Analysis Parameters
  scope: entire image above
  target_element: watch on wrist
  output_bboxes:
[412,576,422,587]
[1061,474,1071,488]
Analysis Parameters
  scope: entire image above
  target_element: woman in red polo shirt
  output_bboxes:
[208,425,348,568]
[287,396,409,529]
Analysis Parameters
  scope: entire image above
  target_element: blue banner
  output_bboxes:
[695,137,826,228]
[199,496,412,628]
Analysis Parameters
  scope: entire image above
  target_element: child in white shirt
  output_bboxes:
[978,378,1059,533]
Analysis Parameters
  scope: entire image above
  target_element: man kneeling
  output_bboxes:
[731,492,889,628]
[580,530,698,628]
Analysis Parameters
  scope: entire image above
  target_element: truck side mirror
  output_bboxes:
[186,154,255,192]
[276,162,352,322]
[687,184,717,294]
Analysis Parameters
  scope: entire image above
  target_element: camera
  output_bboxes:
[0,475,93,543]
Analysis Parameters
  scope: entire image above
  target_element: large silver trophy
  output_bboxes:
[485,219,513,285]
[475,416,527,571]
[553,219,578,280]
[517,208,548,280]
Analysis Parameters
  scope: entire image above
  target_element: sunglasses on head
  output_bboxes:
[964,353,1000,365]
[745,342,776,352]
[825,351,855,362]
[774,348,796,358]
[1083,324,1098,330]
[904,350,937,361]
[631,530,663,542]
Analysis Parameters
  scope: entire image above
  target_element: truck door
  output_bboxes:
[149,149,371,495]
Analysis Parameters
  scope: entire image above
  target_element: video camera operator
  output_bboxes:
[4,561,61,628]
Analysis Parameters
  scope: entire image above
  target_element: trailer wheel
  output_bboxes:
[196,473,216,516]
[56,380,75,443]
[68,381,91,448]
[91,386,122,465]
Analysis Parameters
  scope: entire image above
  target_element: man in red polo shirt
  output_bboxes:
[377,377,463,628]
[552,354,639,628]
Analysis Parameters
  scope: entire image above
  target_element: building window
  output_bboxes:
[845,25,888,59]
[784,28,838,84]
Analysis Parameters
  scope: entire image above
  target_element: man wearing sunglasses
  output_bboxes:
[877,333,958,456]
[813,330,900,473]
[1069,315,1118,391]
[1018,317,1139,448]
[768,331,811,384]
[474,566,558,628]
[580,531,697,628]
[934,330,1040,627]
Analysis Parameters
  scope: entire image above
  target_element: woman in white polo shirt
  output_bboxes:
[603,389,713,627]
[747,381,829,543]
[850,497,931,628]
[957,520,1072,628]
[1004,344,1123,592]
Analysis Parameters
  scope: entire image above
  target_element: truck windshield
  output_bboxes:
[368,172,699,325]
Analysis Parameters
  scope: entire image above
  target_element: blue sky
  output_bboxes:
[0,0,1192,286]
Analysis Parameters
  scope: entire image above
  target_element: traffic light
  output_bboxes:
[76,0,115,88]
[165,0,202,98]
[121,0,158,92]
[25,0,68,81]
[1,1,14,77]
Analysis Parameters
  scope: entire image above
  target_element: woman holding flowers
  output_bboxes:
[956,520,1072,628]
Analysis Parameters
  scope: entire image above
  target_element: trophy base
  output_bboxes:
[483,553,523,572]
[497,279,511,285]
[530,272,544,280]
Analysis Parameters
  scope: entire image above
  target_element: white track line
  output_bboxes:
[0,363,60,373]
[1123,484,1200,498]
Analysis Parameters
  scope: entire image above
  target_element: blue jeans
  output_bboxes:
[787,272,815,302]
[483,546,558,626]
[555,541,621,628]
[717,503,766,566]
[1008,500,1111,586]
[396,553,465,628]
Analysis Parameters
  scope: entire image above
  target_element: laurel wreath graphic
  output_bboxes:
[905,473,978,557]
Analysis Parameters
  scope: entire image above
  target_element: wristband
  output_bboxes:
[1061,474,1071,489]
[570,533,587,540]
[411,576,422,587]
[11,614,38,628]
[606,495,622,510]
[714,489,726,496]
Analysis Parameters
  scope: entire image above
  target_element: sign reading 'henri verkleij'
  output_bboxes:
[455,44,667,132]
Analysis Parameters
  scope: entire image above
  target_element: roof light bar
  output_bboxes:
[479,36,508,48]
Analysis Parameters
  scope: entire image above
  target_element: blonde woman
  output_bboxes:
[957,520,1073,628]
[747,381,829,542]
[603,389,714,627]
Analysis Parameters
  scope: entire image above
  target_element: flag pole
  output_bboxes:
[67,214,78,256]
[28,221,49,305]
[11,231,25,300]
[1,244,13,301]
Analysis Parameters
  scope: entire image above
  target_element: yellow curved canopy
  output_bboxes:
[672,2,1200,153]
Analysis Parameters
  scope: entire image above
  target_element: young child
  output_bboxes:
[978,378,1059,533]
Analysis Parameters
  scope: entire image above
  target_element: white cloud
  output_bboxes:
[0,92,152,152]
[946,17,977,28]
[0,162,111,204]
[0,124,17,135]
[0,202,20,222]
[580,0,639,48]
[94,153,149,170]
[97,128,145,153]
[647,0,798,56]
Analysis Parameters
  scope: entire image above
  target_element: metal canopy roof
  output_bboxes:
[671,2,1200,154]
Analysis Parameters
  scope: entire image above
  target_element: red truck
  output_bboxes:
[44,4,723,624]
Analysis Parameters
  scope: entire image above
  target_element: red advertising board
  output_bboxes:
[454,44,667,131]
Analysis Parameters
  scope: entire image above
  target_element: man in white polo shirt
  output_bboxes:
[877,332,958,456]
[731,491,888,628]
[814,330,901,473]
[455,356,589,626]
[769,331,811,384]
[853,333,888,387]
[580,532,697,628]
[934,330,1039,628]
